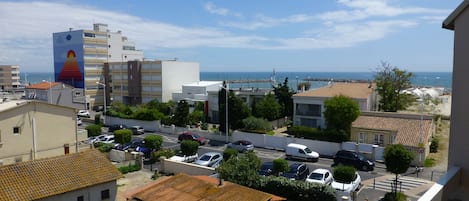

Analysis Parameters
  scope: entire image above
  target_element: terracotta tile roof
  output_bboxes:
[25,81,61,90]
[352,114,433,147]
[293,82,374,99]
[128,173,285,201]
[0,149,123,201]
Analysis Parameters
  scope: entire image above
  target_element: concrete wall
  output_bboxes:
[105,116,161,132]
[160,158,217,176]
[161,61,199,102]
[38,181,118,201]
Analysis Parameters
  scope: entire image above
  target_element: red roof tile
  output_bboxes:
[294,82,374,99]
[25,81,61,90]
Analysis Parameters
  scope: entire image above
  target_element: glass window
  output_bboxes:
[101,189,110,200]
[296,104,321,116]
[374,134,384,146]
[13,127,20,134]
[390,135,396,144]
[77,196,84,201]
[359,133,366,143]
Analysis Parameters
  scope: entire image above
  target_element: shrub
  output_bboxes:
[333,165,357,183]
[272,158,289,176]
[201,122,208,130]
[382,192,407,201]
[287,126,349,142]
[114,129,132,144]
[257,176,336,201]
[424,158,436,167]
[144,135,164,151]
[118,164,141,174]
[223,148,238,161]
[85,124,102,137]
[94,142,114,152]
[94,114,102,125]
[242,116,272,133]
[134,108,164,121]
[152,149,175,161]
[181,140,199,156]
[430,137,439,153]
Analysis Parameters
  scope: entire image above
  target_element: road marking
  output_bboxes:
[364,176,432,193]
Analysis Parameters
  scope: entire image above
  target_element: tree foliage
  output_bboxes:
[374,62,415,112]
[333,165,357,183]
[144,135,164,151]
[85,124,102,137]
[273,77,295,117]
[273,158,289,176]
[114,129,132,144]
[254,93,281,121]
[173,100,190,127]
[242,116,272,133]
[219,87,251,132]
[223,148,239,161]
[217,151,261,187]
[180,140,199,156]
[384,144,414,194]
[323,95,360,134]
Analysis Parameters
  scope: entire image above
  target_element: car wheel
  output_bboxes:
[362,165,369,171]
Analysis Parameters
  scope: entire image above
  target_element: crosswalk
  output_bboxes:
[364,176,431,193]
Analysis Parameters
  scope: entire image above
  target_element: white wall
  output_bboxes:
[105,116,160,132]
[161,61,200,102]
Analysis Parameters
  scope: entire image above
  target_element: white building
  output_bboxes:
[0,65,20,91]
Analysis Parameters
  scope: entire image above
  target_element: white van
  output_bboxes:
[285,143,320,162]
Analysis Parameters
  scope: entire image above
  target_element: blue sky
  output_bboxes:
[0,0,461,72]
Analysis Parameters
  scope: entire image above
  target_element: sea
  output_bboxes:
[20,71,452,91]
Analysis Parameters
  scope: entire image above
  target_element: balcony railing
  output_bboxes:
[419,166,463,201]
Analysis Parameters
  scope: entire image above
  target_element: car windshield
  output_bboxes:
[358,154,366,161]
[304,148,312,154]
[193,133,200,138]
[309,173,324,180]
[199,155,211,161]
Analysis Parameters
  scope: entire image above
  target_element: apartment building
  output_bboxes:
[53,23,143,109]
[0,65,20,91]
[105,60,199,105]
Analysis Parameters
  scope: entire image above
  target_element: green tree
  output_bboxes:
[383,144,414,196]
[189,110,204,125]
[180,140,199,156]
[220,88,251,132]
[374,62,414,112]
[85,124,102,137]
[114,129,132,144]
[254,93,281,121]
[217,151,261,187]
[323,95,361,134]
[223,148,238,161]
[333,165,357,183]
[173,100,189,127]
[144,135,164,151]
[273,77,295,117]
[272,158,289,176]
[242,116,272,133]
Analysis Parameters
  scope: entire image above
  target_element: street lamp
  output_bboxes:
[96,81,106,125]
[220,82,229,143]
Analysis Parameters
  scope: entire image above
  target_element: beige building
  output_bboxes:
[351,112,434,166]
[292,82,377,128]
[0,100,87,165]
[0,149,122,201]
[0,65,20,91]
[105,60,200,105]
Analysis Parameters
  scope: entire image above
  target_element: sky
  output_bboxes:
[0,0,462,72]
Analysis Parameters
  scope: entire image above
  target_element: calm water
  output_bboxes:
[21,71,452,90]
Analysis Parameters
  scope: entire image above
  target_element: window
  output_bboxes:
[390,135,396,144]
[374,134,384,146]
[296,104,321,116]
[77,196,84,201]
[13,127,20,134]
[358,133,367,143]
[101,189,110,200]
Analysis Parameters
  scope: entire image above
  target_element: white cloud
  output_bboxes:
[203,2,242,17]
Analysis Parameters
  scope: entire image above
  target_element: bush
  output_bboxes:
[333,165,357,183]
[242,116,272,133]
[287,126,349,142]
[181,140,199,156]
[114,129,132,144]
[94,114,102,125]
[430,137,439,153]
[382,192,407,201]
[257,176,336,201]
[85,124,102,137]
[118,164,141,174]
[144,135,164,151]
[223,148,238,161]
[94,142,114,152]
[272,158,289,176]
[152,149,175,161]
[424,158,436,167]
[201,123,208,130]
[133,108,164,121]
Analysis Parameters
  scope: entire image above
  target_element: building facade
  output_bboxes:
[105,60,200,105]
[25,81,87,109]
[292,82,377,128]
[0,100,87,165]
[53,23,143,109]
[0,65,20,91]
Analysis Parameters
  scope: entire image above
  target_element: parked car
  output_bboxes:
[77,110,90,118]
[258,161,274,176]
[108,124,127,132]
[331,171,362,199]
[194,152,223,167]
[76,117,82,126]
[89,134,108,144]
[306,168,334,185]
[227,140,254,152]
[130,126,144,135]
[333,150,375,171]
[178,132,209,145]
[169,152,199,163]
[99,135,115,144]
[285,143,320,162]
[280,163,310,181]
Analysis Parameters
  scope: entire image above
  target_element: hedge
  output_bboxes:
[118,164,141,174]
[255,176,336,201]
[287,126,349,142]
[85,124,102,137]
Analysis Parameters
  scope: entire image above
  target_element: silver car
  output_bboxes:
[227,140,254,152]
[194,152,223,167]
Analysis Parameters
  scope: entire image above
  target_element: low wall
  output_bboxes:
[104,116,160,132]
[109,149,140,163]
[160,158,216,176]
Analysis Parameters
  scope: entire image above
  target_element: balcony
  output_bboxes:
[419,166,469,201]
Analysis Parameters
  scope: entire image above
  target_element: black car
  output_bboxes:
[108,124,127,132]
[259,161,274,176]
[281,163,310,181]
[333,150,375,171]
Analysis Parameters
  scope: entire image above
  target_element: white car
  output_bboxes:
[99,135,115,144]
[168,153,198,163]
[194,152,223,167]
[77,110,90,118]
[331,171,362,200]
[306,168,334,185]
